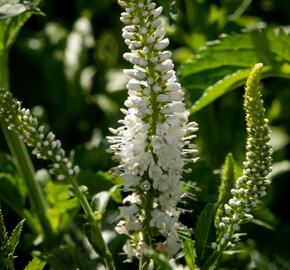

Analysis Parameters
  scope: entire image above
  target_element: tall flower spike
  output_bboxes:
[109,0,198,259]
[213,63,273,252]
[0,89,80,180]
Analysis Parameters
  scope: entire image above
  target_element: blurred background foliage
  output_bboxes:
[1,0,290,269]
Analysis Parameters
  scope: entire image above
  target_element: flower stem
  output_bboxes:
[0,51,54,245]
[69,176,116,270]
[200,250,221,270]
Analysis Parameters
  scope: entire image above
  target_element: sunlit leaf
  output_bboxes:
[24,257,47,270]
[179,227,198,270]
[179,27,290,114]
[45,181,79,233]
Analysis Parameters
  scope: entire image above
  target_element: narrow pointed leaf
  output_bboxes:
[179,228,198,270]
[0,205,7,243]
[195,203,217,260]
[8,218,24,255]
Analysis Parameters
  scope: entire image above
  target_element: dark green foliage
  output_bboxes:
[195,203,217,262]
[0,0,290,269]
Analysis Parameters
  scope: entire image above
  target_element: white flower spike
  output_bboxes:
[109,0,198,259]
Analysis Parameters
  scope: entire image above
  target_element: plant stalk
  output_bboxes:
[0,51,54,244]
[200,250,221,270]
[69,176,116,270]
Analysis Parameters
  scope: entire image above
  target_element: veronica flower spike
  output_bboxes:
[206,64,273,268]
[108,0,198,261]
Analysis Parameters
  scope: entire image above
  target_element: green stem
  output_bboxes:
[69,176,116,270]
[0,51,54,245]
[142,190,154,246]
[201,240,229,270]
[200,250,221,270]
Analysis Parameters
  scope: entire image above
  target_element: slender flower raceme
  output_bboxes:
[212,63,273,253]
[0,88,116,270]
[0,89,79,180]
[108,0,198,259]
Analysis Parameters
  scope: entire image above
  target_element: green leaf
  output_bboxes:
[0,206,24,269]
[189,68,251,114]
[251,207,278,230]
[0,205,7,244]
[179,227,198,270]
[0,173,27,215]
[7,218,24,255]
[0,0,42,52]
[179,27,290,114]
[195,203,217,260]
[45,181,79,234]
[214,153,236,231]
[145,249,172,270]
[24,257,47,270]
[47,245,98,270]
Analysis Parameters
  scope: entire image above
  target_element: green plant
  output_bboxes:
[0,0,287,269]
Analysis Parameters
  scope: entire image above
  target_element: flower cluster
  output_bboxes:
[0,89,79,180]
[109,0,198,258]
[213,63,273,250]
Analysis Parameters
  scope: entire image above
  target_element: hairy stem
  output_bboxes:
[0,51,54,245]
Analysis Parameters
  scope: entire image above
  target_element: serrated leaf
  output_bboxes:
[0,205,7,243]
[214,153,236,231]
[179,27,290,114]
[179,228,197,270]
[8,218,24,255]
[24,257,47,270]
[195,203,217,260]
[0,206,24,269]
